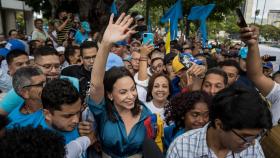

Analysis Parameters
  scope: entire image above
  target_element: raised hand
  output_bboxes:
[140,44,154,57]
[102,13,136,45]
[240,26,259,46]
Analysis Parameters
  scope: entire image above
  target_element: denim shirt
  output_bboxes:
[87,97,152,157]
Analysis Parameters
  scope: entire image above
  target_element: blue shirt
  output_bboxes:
[87,98,151,157]
[0,76,79,114]
[39,118,80,144]
[7,103,44,128]
[164,124,185,148]
[75,30,88,45]
[171,76,181,96]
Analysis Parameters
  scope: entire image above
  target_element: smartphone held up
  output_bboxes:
[236,8,248,28]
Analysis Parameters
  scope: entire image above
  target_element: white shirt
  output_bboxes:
[144,101,165,120]
[266,82,280,125]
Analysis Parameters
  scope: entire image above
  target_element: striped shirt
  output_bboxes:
[167,124,265,158]
[55,19,72,45]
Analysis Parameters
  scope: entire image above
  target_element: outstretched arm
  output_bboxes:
[138,44,154,81]
[240,26,274,96]
[90,13,136,103]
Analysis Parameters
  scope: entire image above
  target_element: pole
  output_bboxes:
[261,0,267,25]
[254,0,259,24]
[22,1,27,35]
[145,0,150,26]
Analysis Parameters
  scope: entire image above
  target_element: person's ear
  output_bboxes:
[43,109,52,123]
[214,119,223,130]
[236,75,240,81]
[107,93,113,101]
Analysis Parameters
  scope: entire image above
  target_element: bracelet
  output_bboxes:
[140,57,149,61]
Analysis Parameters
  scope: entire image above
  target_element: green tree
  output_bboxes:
[257,24,280,41]
[21,0,244,34]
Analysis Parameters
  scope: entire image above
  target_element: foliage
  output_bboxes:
[20,0,245,36]
[256,24,280,41]
[20,0,52,17]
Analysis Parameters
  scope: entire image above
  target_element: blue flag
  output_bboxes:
[188,4,215,47]
[160,0,183,40]
[111,1,118,16]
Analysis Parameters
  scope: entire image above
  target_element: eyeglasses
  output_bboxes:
[83,56,96,61]
[231,129,267,146]
[22,81,46,89]
[152,64,164,71]
[36,62,60,71]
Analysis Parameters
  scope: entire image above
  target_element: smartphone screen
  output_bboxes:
[142,33,154,45]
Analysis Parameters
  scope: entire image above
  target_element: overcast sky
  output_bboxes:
[252,0,280,18]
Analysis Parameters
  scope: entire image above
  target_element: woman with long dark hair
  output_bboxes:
[87,13,153,158]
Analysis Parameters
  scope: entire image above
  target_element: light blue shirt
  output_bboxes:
[7,103,44,128]
[75,30,88,45]
[87,97,151,157]
[0,76,79,114]
[39,118,80,144]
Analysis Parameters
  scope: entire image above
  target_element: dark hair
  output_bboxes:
[13,66,43,97]
[64,46,77,63]
[146,73,172,102]
[210,84,272,131]
[0,115,9,131]
[6,49,28,65]
[0,126,65,158]
[165,91,211,132]
[8,29,17,36]
[104,67,141,122]
[218,60,241,75]
[33,46,59,60]
[41,79,81,112]
[80,41,98,57]
[202,68,228,86]
[34,19,43,25]
[164,52,177,65]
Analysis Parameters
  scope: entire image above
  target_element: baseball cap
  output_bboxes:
[135,15,144,21]
[56,46,65,53]
[81,21,91,32]
[263,62,273,69]
[172,53,202,73]
[106,53,124,71]
[0,39,26,57]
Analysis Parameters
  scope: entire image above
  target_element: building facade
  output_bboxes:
[267,10,280,27]
[0,0,34,36]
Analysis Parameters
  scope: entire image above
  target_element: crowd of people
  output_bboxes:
[0,8,279,158]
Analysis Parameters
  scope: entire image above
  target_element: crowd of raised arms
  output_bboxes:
[0,8,280,158]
